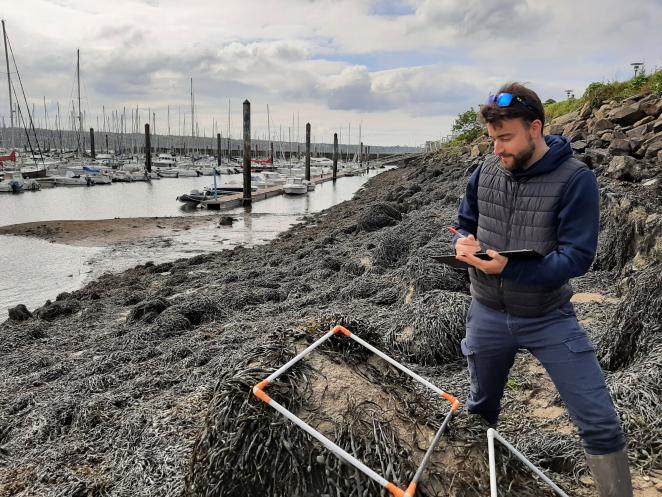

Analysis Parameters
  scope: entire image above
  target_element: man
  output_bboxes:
[453,82,632,497]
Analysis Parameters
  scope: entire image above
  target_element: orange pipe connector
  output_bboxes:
[332,325,353,337]
[386,482,406,497]
[442,392,461,412]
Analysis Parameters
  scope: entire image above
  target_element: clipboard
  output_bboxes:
[431,249,543,269]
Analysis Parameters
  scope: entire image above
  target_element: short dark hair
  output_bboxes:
[479,82,545,132]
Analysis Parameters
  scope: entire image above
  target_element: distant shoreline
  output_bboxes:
[0,215,220,246]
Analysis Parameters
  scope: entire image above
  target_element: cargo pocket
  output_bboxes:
[563,334,595,353]
[461,338,479,398]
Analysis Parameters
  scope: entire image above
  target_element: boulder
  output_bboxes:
[608,139,631,156]
[612,129,627,140]
[600,132,614,142]
[643,135,662,158]
[571,140,587,152]
[34,300,80,321]
[652,118,662,134]
[218,216,236,226]
[584,148,609,165]
[640,99,662,118]
[8,304,32,322]
[605,156,640,181]
[551,111,579,126]
[632,115,656,128]
[567,129,587,142]
[609,105,647,126]
[586,135,604,148]
[592,118,615,133]
[547,124,565,135]
[579,102,593,119]
[470,142,490,158]
[626,124,651,138]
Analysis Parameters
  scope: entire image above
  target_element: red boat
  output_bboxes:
[0,150,16,167]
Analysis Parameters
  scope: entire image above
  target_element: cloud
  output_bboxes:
[1,0,661,146]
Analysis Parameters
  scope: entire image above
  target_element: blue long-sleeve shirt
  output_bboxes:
[455,136,599,288]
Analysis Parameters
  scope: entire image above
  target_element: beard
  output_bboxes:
[500,137,536,171]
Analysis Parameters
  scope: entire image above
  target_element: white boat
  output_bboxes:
[52,170,93,186]
[110,170,134,182]
[82,166,112,184]
[283,177,307,195]
[0,171,41,192]
[175,168,201,177]
[153,153,177,167]
[261,171,285,186]
[157,168,179,178]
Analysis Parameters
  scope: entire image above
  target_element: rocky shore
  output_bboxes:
[1,94,661,497]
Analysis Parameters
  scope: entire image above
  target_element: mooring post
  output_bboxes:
[270,141,274,164]
[217,133,221,166]
[333,133,338,181]
[89,128,95,159]
[242,100,252,205]
[305,122,311,181]
[360,141,363,167]
[105,134,109,154]
[145,123,152,172]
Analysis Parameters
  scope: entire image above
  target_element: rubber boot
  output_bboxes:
[585,449,633,497]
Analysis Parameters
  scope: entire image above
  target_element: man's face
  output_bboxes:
[487,119,537,171]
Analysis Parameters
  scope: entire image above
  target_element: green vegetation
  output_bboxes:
[545,67,662,121]
[451,107,485,143]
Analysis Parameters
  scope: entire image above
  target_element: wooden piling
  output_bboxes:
[270,141,274,164]
[217,133,221,166]
[305,122,311,181]
[242,100,251,205]
[333,133,338,180]
[360,141,363,166]
[105,134,109,153]
[89,128,95,159]
[145,123,152,172]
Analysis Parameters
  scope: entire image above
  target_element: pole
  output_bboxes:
[90,128,95,158]
[360,141,363,167]
[2,20,13,129]
[77,49,82,156]
[215,132,220,167]
[333,132,338,180]
[305,122,311,180]
[270,141,274,164]
[242,99,251,205]
[145,123,151,172]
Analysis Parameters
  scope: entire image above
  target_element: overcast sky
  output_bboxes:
[1,0,661,146]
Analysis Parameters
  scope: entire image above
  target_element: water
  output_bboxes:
[0,170,387,317]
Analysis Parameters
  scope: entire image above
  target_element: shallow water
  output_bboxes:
[0,169,387,317]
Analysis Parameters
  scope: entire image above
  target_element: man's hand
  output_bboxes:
[457,249,508,275]
[455,234,481,256]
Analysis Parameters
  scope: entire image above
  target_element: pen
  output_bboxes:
[448,226,466,239]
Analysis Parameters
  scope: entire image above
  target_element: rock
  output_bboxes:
[658,150,662,163]
[643,135,662,157]
[579,102,592,119]
[586,135,603,148]
[626,124,651,138]
[640,99,662,118]
[642,178,658,187]
[552,111,579,126]
[127,298,170,323]
[571,141,587,152]
[567,129,586,142]
[8,304,32,322]
[605,155,640,181]
[608,138,631,156]
[612,129,627,140]
[34,300,80,321]
[653,118,662,133]
[592,118,615,133]
[218,216,236,226]
[547,124,565,135]
[609,105,647,126]
[584,148,609,165]
[633,115,656,128]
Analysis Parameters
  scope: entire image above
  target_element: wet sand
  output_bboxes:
[0,215,220,246]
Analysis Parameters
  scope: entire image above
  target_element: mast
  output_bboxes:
[267,104,270,161]
[190,77,194,144]
[2,20,12,131]
[227,99,231,160]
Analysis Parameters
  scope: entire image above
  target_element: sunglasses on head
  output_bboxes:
[486,93,542,121]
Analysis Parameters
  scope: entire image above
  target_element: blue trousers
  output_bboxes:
[461,298,625,455]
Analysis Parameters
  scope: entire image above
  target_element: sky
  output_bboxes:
[1,0,661,147]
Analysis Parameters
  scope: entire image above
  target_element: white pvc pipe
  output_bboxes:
[487,428,498,497]
[349,333,448,397]
[488,428,571,497]
[266,329,335,383]
[266,395,391,489]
